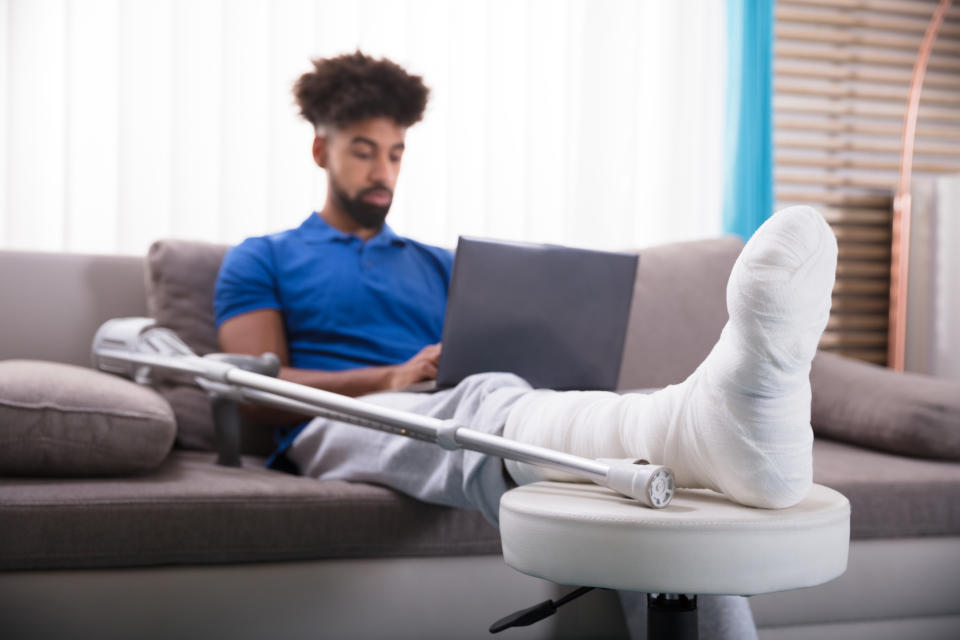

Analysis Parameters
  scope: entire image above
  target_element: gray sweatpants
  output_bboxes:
[288,372,758,640]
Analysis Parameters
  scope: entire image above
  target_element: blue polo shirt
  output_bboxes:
[214,213,453,468]
[214,212,454,370]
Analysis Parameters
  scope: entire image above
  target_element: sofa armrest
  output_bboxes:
[0,250,147,366]
[810,351,960,460]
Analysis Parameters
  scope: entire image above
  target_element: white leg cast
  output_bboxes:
[504,205,837,508]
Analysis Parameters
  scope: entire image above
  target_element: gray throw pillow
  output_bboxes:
[0,360,175,476]
[811,351,960,460]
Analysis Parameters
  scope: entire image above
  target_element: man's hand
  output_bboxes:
[388,343,442,390]
[219,310,444,418]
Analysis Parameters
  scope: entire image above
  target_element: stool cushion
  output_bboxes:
[500,482,849,596]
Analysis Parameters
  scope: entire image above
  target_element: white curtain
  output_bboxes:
[1,0,726,256]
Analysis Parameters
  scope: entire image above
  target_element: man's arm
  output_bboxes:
[218,309,440,425]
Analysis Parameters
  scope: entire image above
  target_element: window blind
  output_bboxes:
[774,0,960,365]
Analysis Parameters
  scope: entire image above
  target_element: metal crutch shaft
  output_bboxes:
[94,345,674,508]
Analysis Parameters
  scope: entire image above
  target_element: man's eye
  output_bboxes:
[353,152,372,160]
[390,155,402,163]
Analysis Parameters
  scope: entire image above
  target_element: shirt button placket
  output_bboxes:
[361,244,373,270]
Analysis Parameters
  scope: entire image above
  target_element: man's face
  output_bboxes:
[321,117,406,230]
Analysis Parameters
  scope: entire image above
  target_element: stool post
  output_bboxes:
[647,593,698,640]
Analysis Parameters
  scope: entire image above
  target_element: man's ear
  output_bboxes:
[312,135,327,169]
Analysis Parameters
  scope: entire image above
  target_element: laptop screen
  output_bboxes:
[436,237,638,391]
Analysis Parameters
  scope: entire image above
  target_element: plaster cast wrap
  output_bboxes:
[505,206,837,508]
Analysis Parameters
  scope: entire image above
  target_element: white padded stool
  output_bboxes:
[498,482,850,639]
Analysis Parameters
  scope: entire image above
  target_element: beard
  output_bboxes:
[330,175,393,230]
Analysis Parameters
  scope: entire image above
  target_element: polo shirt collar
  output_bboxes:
[299,212,406,247]
[371,222,405,247]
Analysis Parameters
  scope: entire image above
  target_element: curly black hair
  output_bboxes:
[293,51,429,130]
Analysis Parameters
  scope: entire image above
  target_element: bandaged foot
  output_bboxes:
[504,206,837,508]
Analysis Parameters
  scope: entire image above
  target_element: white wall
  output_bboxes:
[906,173,960,380]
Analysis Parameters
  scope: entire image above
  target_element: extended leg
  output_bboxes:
[286,372,532,525]
[504,205,837,508]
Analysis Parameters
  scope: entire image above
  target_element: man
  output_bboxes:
[216,51,837,639]
[216,52,454,469]
[217,52,446,400]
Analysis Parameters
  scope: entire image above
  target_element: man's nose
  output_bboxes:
[369,155,395,185]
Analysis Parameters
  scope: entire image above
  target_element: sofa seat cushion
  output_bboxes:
[0,360,175,477]
[813,438,960,539]
[0,451,500,571]
[5,440,957,572]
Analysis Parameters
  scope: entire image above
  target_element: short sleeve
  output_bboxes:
[437,247,455,283]
[214,237,282,327]
[418,242,455,287]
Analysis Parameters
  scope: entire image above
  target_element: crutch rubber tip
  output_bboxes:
[601,458,675,508]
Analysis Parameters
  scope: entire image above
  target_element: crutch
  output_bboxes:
[92,317,675,508]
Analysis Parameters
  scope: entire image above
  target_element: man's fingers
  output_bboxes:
[414,343,442,365]
[420,343,442,360]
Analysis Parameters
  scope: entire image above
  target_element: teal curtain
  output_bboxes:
[723,0,775,240]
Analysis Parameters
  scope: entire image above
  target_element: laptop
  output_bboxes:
[433,236,638,391]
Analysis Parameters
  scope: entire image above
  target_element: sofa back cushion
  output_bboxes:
[146,239,229,356]
[145,239,277,454]
[617,236,743,391]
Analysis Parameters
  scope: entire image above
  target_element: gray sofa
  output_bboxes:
[1,237,959,640]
